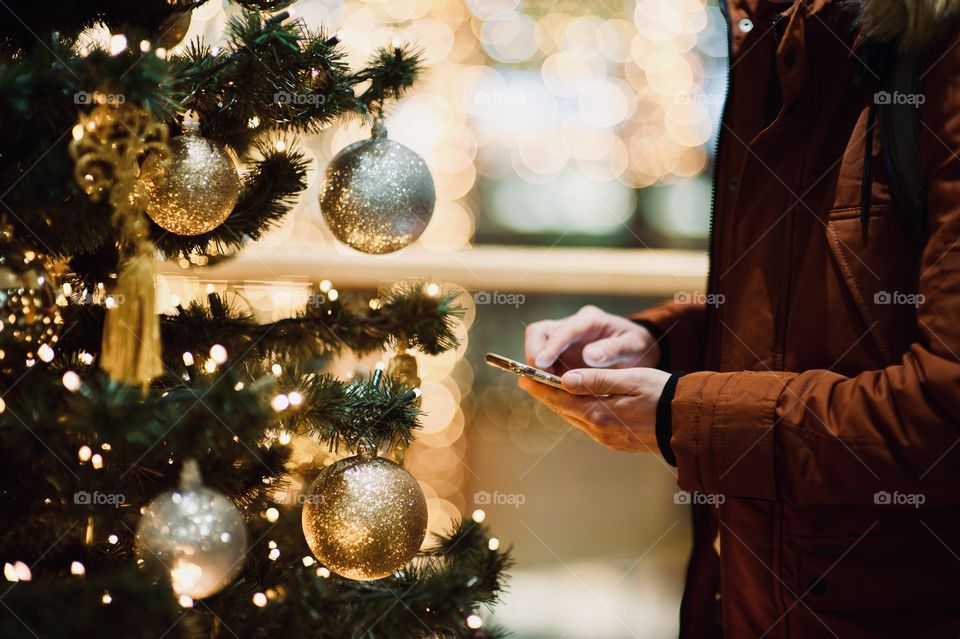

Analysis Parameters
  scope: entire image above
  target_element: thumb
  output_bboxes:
[562,368,641,396]
[582,334,655,367]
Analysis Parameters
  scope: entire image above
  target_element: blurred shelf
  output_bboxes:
[158,245,708,297]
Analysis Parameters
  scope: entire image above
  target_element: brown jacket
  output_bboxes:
[634,1,960,637]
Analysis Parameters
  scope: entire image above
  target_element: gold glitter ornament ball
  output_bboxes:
[302,454,428,580]
[140,132,241,236]
[320,121,435,254]
[0,231,61,368]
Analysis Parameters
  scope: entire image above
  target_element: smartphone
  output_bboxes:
[485,352,565,389]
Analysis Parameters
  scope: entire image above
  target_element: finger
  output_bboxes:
[533,316,594,369]
[582,333,649,367]
[518,376,597,414]
[523,322,553,366]
[561,367,647,396]
[518,375,561,403]
[520,378,635,446]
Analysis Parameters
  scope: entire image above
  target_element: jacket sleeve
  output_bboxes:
[630,301,707,372]
[670,50,960,507]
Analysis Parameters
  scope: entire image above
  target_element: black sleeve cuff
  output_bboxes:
[632,318,669,371]
[656,371,685,467]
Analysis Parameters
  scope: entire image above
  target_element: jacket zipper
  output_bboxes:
[704,1,734,367]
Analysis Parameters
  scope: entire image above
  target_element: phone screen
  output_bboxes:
[485,352,565,389]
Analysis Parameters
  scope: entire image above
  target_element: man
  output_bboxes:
[520,1,960,637]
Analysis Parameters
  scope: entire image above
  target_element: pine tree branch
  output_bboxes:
[56,283,464,371]
[24,283,462,452]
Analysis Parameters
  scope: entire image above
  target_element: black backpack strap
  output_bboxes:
[877,50,928,249]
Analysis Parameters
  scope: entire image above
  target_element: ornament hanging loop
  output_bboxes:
[356,441,379,459]
[179,459,203,490]
[181,109,201,134]
[371,115,387,139]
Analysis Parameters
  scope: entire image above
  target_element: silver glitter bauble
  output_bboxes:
[136,460,248,600]
[140,132,241,236]
[0,231,61,368]
[302,453,428,580]
[320,121,435,254]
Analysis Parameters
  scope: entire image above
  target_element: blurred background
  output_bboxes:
[141,0,724,635]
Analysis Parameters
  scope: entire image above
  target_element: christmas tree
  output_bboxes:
[0,2,510,637]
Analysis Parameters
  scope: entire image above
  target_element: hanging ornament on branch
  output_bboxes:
[69,103,169,388]
[320,117,435,254]
[387,343,421,465]
[302,449,428,580]
[388,340,421,388]
[155,10,192,49]
[135,460,248,600]
[0,226,61,369]
[140,112,241,236]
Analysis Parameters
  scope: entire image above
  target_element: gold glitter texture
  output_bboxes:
[140,133,240,236]
[320,122,435,254]
[301,454,428,581]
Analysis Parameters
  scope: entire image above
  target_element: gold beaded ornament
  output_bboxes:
[69,102,170,388]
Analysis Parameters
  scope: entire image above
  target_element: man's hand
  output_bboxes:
[519,367,671,452]
[524,305,661,374]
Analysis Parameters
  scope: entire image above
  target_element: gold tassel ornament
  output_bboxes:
[69,103,170,389]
